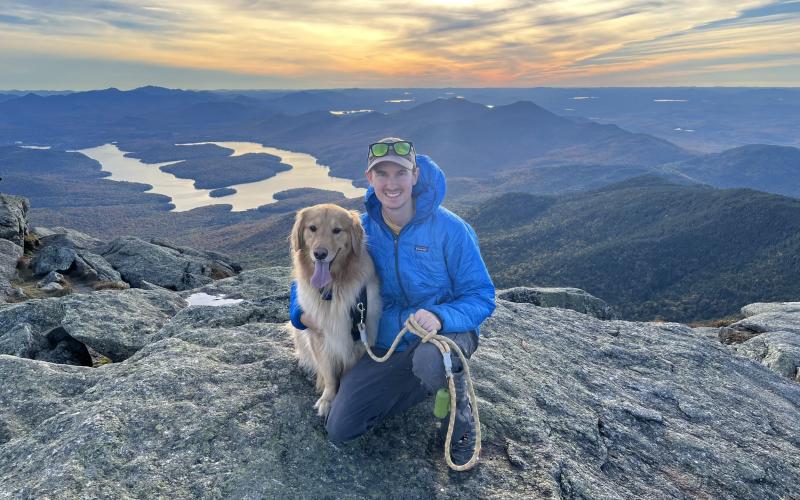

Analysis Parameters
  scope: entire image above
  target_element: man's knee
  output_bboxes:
[325,409,362,444]
[411,342,446,392]
[411,333,478,390]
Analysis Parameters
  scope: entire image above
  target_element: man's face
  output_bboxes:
[366,163,419,211]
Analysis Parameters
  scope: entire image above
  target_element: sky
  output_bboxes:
[0,0,798,90]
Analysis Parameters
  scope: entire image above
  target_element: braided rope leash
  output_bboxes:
[357,312,481,471]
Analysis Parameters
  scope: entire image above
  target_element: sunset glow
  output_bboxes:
[1,0,798,89]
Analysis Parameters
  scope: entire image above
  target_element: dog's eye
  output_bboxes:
[309,225,317,232]
[332,228,342,234]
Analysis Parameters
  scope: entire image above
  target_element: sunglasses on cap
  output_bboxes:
[369,141,413,157]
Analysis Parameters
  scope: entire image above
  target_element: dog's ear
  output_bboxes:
[290,208,306,253]
[349,210,365,257]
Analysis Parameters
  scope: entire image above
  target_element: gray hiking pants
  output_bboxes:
[325,331,478,443]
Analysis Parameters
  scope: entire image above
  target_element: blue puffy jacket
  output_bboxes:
[290,154,496,351]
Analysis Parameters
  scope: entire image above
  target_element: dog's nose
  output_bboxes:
[313,248,328,260]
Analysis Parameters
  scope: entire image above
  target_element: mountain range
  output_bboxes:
[660,144,800,199]
[1,85,798,495]
[1,86,798,321]
[192,87,800,152]
[466,175,800,322]
[250,97,695,183]
[3,86,797,200]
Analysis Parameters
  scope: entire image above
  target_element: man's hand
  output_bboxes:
[300,312,318,331]
[413,309,441,333]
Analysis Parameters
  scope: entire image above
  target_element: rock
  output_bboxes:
[27,230,123,291]
[39,282,63,292]
[729,311,800,336]
[0,194,29,247]
[741,302,800,317]
[719,302,800,362]
[37,270,66,286]
[29,226,56,238]
[100,236,240,291]
[138,280,169,291]
[0,298,74,361]
[0,286,797,498]
[156,267,292,342]
[30,244,76,275]
[59,289,187,361]
[718,326,761,344]
[7,286,27,301]
[32,228,104,254]
[150,238,243,274]
[0,194,27,303]
[154,299,288,343]
[177,266,291,302]
[497,286,617,319]
[735,331,800,379]
[71,250,124,284]
[29,232,121,286]
[691,326,721,342]
[716,302,800,378]
[0,238,23,303]
[0,303,91,366]
[0,288,187,362]
[34,326,94,366]
[0,324,35,357]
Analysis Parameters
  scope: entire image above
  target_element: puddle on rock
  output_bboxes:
[185,292,244,307]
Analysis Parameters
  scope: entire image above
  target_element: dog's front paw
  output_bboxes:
[314,395,333,417]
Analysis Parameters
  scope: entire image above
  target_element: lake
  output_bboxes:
[76,141,365,212]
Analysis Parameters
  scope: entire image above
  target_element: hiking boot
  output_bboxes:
[437,370,476,462]
[450,425,478,466]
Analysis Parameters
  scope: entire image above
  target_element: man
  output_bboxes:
[290,137,495,465]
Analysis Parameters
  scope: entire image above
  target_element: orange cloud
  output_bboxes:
[0,0,797,87]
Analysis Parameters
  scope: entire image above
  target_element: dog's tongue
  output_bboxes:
[311,260,332,289]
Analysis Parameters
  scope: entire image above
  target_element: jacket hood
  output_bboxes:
[365,154,447,225]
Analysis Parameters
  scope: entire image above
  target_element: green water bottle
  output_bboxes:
[434,388,450,418]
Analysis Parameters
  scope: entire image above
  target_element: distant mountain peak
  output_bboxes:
[401,97,489,118]
[411,96,486,109]
[491,100,555,117]
[131,85,181,95]
[720,143,800,156]
[666,143,800,198]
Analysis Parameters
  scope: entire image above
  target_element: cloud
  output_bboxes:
[565,1,800,85]
[0,14,40,25]
[0,0,797,88]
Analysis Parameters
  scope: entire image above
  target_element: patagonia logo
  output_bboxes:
[415,245,429,252]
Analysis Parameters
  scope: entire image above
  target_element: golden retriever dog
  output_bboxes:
[289,203,381,417]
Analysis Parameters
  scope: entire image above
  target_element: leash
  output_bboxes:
[356,307,481,471]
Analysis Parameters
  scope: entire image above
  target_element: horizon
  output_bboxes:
[3,84,799,94]
[1,1,798,90]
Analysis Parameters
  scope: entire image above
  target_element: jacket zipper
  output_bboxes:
[393,233,411,330]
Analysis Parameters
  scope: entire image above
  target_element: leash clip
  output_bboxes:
[442,351,453,378]
[357,302,365,322]
[357,302,367,344]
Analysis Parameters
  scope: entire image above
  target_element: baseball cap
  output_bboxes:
[367,137,416,172]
